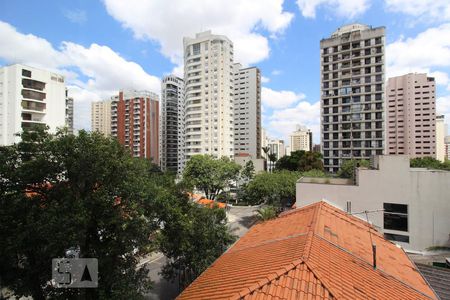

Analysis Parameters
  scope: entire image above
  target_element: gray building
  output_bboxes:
[233,63,261,158]
[160,75,184,173]
[65,89,74,134]
[321,23,385,173]
[296,155,450,251]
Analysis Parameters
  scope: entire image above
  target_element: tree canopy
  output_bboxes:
[0,129,236,299]
[182,155,241,200]
[337,159,370,179]
[275,151,323,172]
[410,157,450,171]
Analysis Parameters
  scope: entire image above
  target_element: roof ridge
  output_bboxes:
[229,258,305,300]
[309,233,436,300]
[227,232,309,254]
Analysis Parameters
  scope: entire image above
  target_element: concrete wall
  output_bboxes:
[296,155,450,251]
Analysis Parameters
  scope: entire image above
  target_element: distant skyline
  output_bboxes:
[1,0,449,144]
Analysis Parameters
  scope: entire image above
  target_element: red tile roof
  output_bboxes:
[177,201,438,300]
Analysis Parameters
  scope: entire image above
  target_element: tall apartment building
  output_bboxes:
[0,64,67,145]
[436,115,446,161]
[183,31,234,161]
[320,24,385,173]
[289,125,312,152]
[261,127,269,159]
[268,139,285,160]
[445,136,450,160]
[160,75,184,173]
[386,74,436,158]
[111,90,159,163]
[65,89,74,134]
[91,99,112,136]
[233,63,261,158]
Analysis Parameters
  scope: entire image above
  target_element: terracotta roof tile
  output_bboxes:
[177,201,438,300]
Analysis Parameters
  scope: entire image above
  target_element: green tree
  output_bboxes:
[182,155,241,200]
[158,199,235,288]
[268,153,278,173]
[275,150,323,172]
[242,171,301,207]
[241,160,255,182]
[0,129,160,299]
[410,157,450,171]
[337,159,370,179]
[256,206,277,221]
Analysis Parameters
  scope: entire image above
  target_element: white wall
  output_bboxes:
[296,155,450,251]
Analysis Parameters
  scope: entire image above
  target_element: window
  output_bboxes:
[384,233,409,243]
[383,203,408,232]
[192,43,200,55]
[22,69,32,77]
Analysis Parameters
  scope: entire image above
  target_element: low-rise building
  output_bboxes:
[178,201,437,299]
[296,155,450,251]
[234,153,265,173]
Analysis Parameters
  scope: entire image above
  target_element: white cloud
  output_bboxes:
[296,0,370,19]
[437,96,450,127]
[385,0,450,22]
[63,9,88,24]
[0,21,160,131]
[262,87,305,109]
[386,23,450,86]
[266,100,321,144]
[271,69,282,76]
[261,76,270,83]
[102,0,294,67]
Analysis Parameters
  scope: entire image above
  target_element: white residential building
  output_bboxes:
[0,64,67,145]
[268,139,285,160]
[233,63,261,158]
[91,99,112,136]
[65,89,74,134]
[296,155,450,251]
[436,115,446,162]
[289,125,312,152]
[161,75,185,173]
[183,31,235,161]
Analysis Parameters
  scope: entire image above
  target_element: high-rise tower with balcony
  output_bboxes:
[111,90,159,163]
[320,24,385,173]
[0,64,67,145]
[160,75,185,173]
[183,31,234,161]
[91,99,112,136]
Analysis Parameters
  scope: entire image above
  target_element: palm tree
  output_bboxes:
[256,206,277,221]
[268,153,278,173]
[262,146,270,171]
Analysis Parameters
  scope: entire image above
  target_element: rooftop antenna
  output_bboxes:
[352,209,385,269]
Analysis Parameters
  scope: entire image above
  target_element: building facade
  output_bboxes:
[233,63,261,158]
[183,31,234,161]
[0,64,67,145]
[111,90,159,163]
[296,155,450,251]
[445,136,450,160]
[289,125,312,152]
[386,73,437,158]
[160,75,184,173]
[268,139,285,160]
[320,24,385,173]
[65,89,74,134]
[91,99,112,136]
[436,115,446,161]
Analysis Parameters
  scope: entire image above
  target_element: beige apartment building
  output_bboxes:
[289,125,312,152]
[386,73,436,158]
[183,31,234,161]
[91,99,112,136]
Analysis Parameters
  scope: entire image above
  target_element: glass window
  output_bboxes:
[384,233,409,243]
[383,203,408,231]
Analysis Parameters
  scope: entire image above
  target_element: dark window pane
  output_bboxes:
[384,213,408,231]
[384,233,409,243]
[384,203,407,214]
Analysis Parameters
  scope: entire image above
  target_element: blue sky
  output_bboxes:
[1,0,449,144]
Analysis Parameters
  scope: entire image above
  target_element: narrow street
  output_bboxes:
[143,205,258,300]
